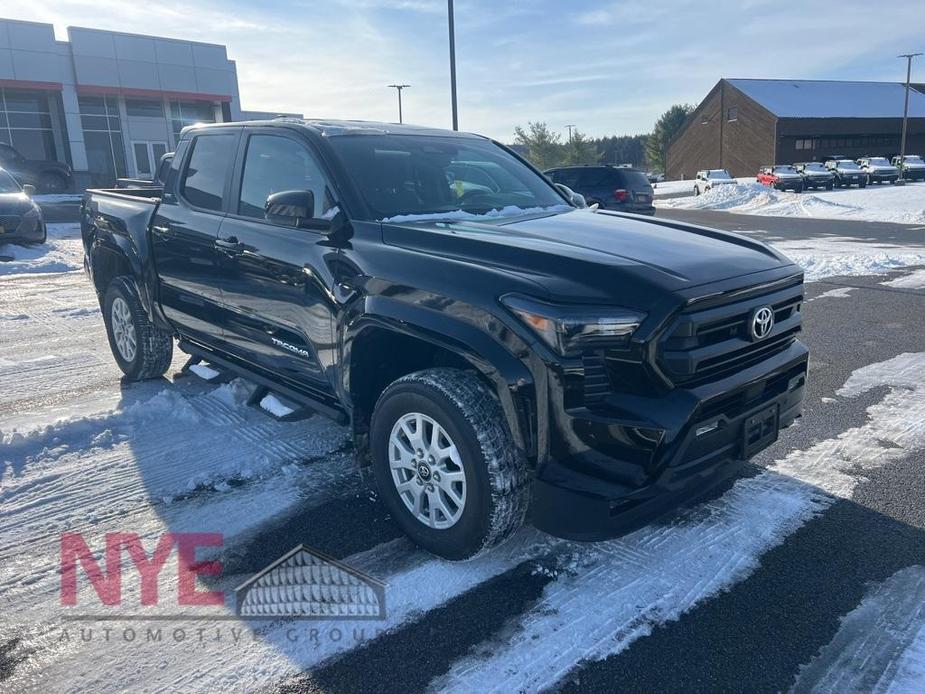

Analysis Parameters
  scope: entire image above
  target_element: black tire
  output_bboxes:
[825,183,834,191]
[370,368,530,560]
[860,181,867,188]
[103,277,173,380]
[39,171,67,194]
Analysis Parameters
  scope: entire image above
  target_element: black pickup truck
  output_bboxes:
[81,119,807,560]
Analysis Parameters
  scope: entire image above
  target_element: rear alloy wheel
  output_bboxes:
[103,277,173,380]
[371,368,529,560]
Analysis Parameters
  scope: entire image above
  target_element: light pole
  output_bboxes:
[565,124,576,143]
[448,0,458,130]
[388,84,411,124]
[897,53,922,184]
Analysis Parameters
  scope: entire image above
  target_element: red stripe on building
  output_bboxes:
[76,85,231,103]
[0,79,64,91]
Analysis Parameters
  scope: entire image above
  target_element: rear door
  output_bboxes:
[150,128,239,344]
[215,128,340,397]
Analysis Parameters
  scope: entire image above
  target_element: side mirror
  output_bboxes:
[265,189,323,230]
[554,183,587,208]
[22,184,35,197]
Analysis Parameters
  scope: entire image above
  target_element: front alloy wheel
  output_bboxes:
[389,412,466,529]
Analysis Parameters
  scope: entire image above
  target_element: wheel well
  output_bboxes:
[348,328,478,466]
[91,247,133,297]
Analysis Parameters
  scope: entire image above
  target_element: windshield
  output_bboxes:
[0,170,22,193]
[803,163,827,172]
[325,134,567,221]
[773,166,797,174]
[868,158,891,166]
[904,155,924,164]
[836,161,860,170]
[707,170,732,179]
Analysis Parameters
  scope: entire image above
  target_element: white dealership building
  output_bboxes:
[0,17,294,188]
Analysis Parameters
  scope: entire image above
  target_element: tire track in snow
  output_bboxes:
[429,353,925,693]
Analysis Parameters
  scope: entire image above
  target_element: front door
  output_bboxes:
[216,129,340,398]
[132,141,169,180]
[150,130,239,344]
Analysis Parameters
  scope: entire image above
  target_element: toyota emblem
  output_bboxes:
[750,306,775,340]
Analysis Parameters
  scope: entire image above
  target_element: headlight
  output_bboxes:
[500,295,646,355]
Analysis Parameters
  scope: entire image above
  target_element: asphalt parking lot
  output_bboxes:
[2,211,924,692]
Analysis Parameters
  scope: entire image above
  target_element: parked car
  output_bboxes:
[116,152,174,189]
[793,162,835,190]
[693,169,737,195]
[646,171,665,183]
[857,157,899,185]
[81,119,807,559]
[824,159,867,188]
[757,165,803,192]
[0,142,72,193]
[0,167,45,244]
[544,165,655,214]
[891,154,925,182]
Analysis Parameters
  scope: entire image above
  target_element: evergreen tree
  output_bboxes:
[645,104,695,173]
[513,122,564,170]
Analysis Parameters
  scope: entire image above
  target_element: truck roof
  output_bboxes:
[184,118,485,140]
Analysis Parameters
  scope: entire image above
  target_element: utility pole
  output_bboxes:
[897,53,922,184]
[565,124,575,143]
[447,0,459,130]
[388,84,410,124]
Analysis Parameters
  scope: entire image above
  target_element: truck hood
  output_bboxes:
[0,192,35,214]
[381,209,795,304]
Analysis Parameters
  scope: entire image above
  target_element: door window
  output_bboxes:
[180,133,237,211]
[237,134,335,221]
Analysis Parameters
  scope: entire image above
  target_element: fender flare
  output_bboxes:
[342,295,545,461]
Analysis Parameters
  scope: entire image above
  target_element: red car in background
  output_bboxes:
[757,165,804,193]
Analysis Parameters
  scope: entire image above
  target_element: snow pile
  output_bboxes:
[767,236,925,281]
[381,204,572,224]
[0,223,84,276]
[658,181,925,225]
[653,179,698,197]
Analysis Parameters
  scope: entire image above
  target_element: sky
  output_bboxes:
[7,1,925,142]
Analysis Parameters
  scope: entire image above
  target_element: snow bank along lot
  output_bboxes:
[2,223,925,691]
[657,180,925,225]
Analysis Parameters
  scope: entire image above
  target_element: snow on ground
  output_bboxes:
[808,287,854,302]
[0,223,83,276]
[657,181,925,225]
[435,352,925,693]
[2,217,925,691]
[34,194,83,205]
[792,565,925,694]
[653,178,699,197]
[771,237,925,282]
[882,269,925,289]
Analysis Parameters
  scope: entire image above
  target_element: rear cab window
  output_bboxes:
[180,132,238,211]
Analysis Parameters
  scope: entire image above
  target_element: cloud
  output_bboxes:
[7,1,925,141]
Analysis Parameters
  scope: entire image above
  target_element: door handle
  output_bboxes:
[215,236,243,253]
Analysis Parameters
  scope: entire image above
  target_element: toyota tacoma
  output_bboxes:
[81,119,808,560]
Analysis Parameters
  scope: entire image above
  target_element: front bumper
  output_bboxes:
[867,172,898,183]
[0,211,44,243]
[773,181,803,191]
[530,340,808,540]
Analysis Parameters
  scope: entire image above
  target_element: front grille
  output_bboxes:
[658,281,803,387]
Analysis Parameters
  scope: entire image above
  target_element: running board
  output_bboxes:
[180,355,236,384]
[178,340,349,426]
